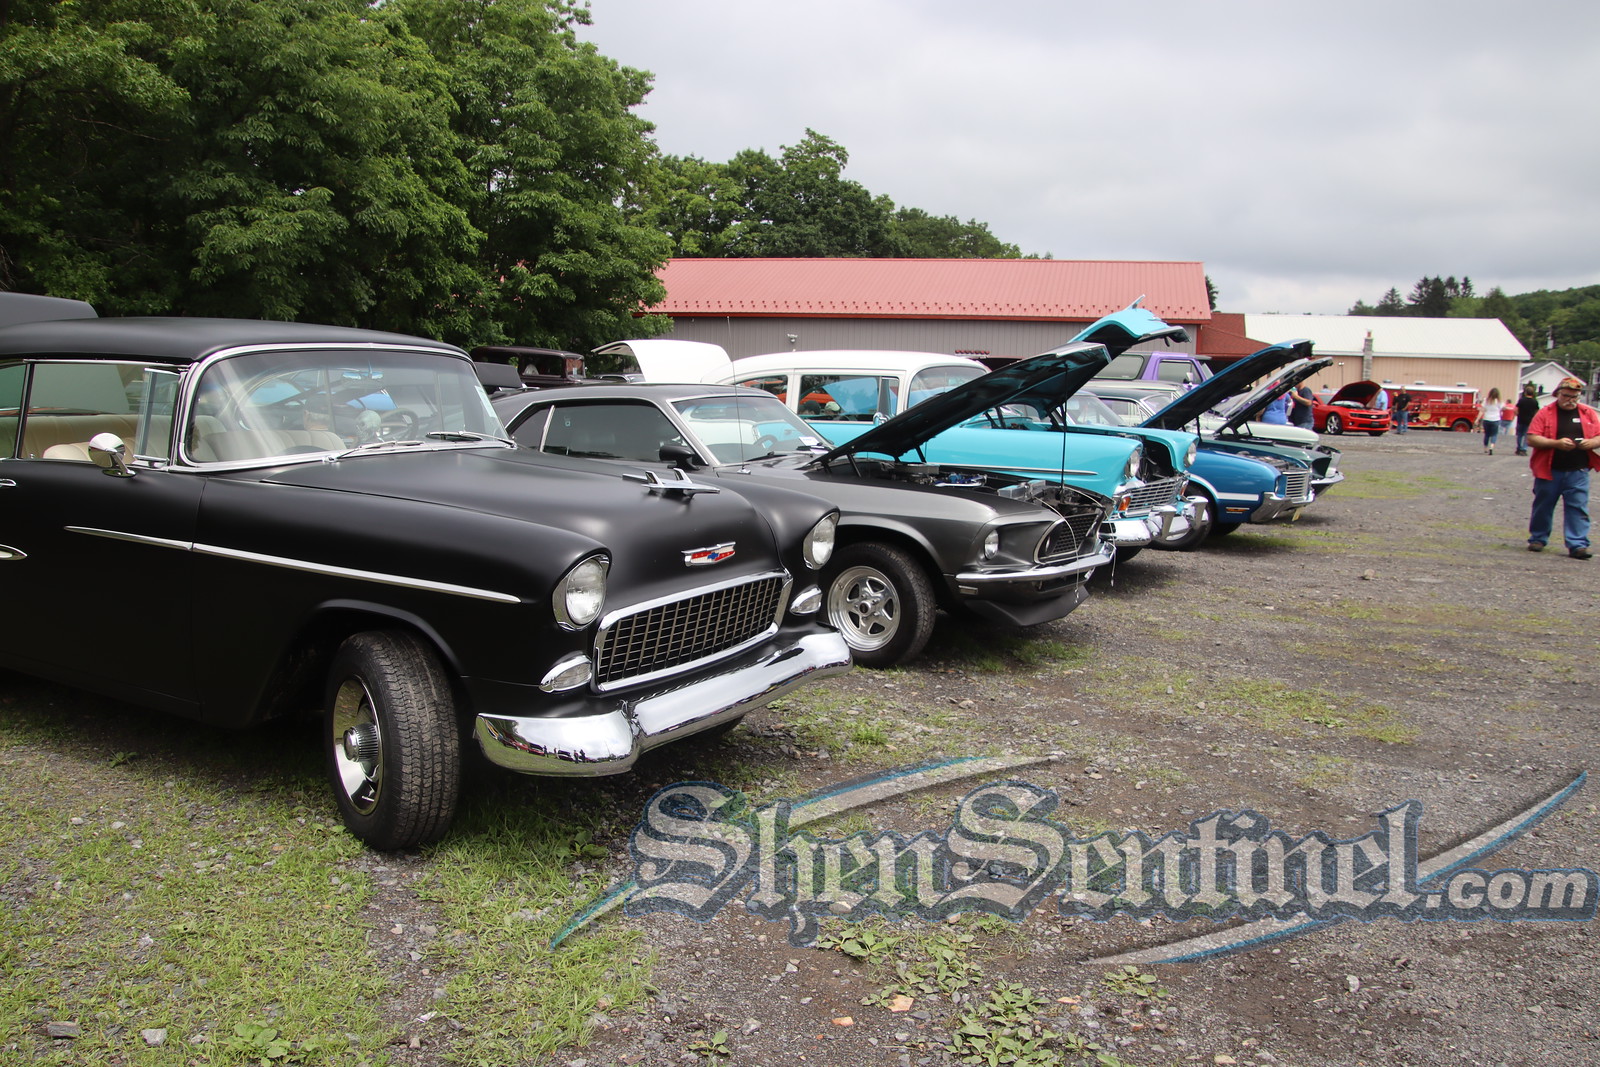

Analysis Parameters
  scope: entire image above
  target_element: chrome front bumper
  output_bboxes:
[1247,493,1304,524]
[473,628,852,776]
[1104,504,1180,547]
[953,542,1115,588]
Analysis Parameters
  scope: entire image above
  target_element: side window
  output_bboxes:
[908,366,984,408]
[733,375,789,402]
[16,362,178,462]
[1156,360,1200,385]
[537,402,682,462]
[797,375,896,421]
[508,406,550,449]
[0,362,23,459]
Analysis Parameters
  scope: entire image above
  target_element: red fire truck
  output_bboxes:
[1384,383,1482,432]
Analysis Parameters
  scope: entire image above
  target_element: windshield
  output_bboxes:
[1059,393,1125,427]
[671,393,833,463]
[189,348,505,464]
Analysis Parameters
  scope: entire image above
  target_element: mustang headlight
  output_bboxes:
[803,513,837,570]
[554,554,609,630]
[1184,440,1197,467]
[981,529,1001,560]
[1124,445,1143,479]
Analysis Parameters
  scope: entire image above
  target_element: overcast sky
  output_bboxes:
[577,0,1600,315]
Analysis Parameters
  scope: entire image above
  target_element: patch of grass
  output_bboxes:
[0,740,395,1064]
[1293,754,1352,791]
[419,791,654,1065]
[1333,470,1473,499]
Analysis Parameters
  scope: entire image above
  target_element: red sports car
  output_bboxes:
[1314,381,1392,436]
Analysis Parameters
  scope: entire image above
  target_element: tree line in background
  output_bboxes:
[0,1,1025,353]
[1349,276,1600,388]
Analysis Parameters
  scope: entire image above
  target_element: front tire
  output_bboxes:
[824,542,935,668]
[1156,495,1214,551]
[1325,413,1344,435]
[325,631,461,850]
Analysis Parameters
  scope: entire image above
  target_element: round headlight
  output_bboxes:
[1124,445,1143,479]
[1184,440,1197,467]
[803,513,837,570]
[981,530,1001,560]
[554,555,608,630]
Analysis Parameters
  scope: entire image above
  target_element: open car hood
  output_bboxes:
[1069,302,1191,354]
[1141,340,1315,431]
[817,341,1111,462]
[588,338,732,383]
[1328,380,1384,407]
[1213,356,1333,432]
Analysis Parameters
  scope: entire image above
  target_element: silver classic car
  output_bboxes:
[0,296,850,848]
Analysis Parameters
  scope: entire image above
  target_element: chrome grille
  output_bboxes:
[1039,513,1101,561]
[594,574,786,687]
[1282,470,1312,502]
[1122,476,1183,514]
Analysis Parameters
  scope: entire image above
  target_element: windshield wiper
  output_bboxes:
[425,430,514,446]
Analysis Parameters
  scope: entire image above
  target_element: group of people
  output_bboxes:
[1260,382,1319,429]
[1476,385,1542,456]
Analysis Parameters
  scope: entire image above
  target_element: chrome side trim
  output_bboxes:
[0,543,25,561]
[62,527,521,604]
[66,526,193,552]
[194,543,523,604]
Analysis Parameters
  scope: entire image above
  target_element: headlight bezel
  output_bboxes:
[553,554,609,630]
[803,512,838,570]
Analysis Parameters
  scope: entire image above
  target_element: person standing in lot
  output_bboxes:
[1261,390,1290,425]
[1479,388,1504,454]
[1500,395,1515,440]
[1289,382,1316,430]
[1515,383,1540,455]
[1393,386,1413,434]
[1525,377,1600,559]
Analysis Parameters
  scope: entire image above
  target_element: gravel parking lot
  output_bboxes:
[4,428,1597,1066]
[571,427,1600,1067]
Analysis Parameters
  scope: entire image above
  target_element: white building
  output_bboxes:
[1244,315,1529,401]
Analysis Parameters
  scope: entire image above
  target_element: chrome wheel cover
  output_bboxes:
[331,678,384,815]
[827,565,900,651]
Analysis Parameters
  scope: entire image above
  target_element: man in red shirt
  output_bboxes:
[1526,377,1600,559]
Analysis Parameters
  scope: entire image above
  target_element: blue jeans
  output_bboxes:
[1529,469,1591,550]
[1483,421,1500,447]
[1516,427,1530,452]
[1395,409,1410,433]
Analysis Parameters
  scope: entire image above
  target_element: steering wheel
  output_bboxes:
[379,409,420,439]
[755,434,779,452]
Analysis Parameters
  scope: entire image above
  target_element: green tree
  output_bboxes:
[890,208,1019,258]
[723,130,903,257]
[1407,276,1450,317]
[1,0,483,333]
[1375,288,1407,315]
[644,154,743,257]
[392,0,671,349]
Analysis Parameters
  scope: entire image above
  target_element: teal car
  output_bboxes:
[801,339,1199,558]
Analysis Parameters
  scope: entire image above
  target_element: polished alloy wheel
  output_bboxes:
[330,678,384,815]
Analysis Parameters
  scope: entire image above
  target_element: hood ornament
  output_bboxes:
[636,468,721,497]
[683,542,736,567]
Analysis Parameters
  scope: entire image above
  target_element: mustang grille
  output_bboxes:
[1122,476,1183,514]
[1282,470,1312,502]
[594,575,785,686]
[1040,513,1102,561]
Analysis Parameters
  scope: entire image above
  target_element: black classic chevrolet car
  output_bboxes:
[0,297,849,848]
[489,379,1116,667]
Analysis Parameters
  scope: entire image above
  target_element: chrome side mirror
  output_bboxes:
[89,433,135,478]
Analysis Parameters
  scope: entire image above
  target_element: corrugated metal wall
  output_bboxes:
[655,316,1199,360]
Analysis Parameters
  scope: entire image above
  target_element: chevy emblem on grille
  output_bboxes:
[683,542,736,566]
